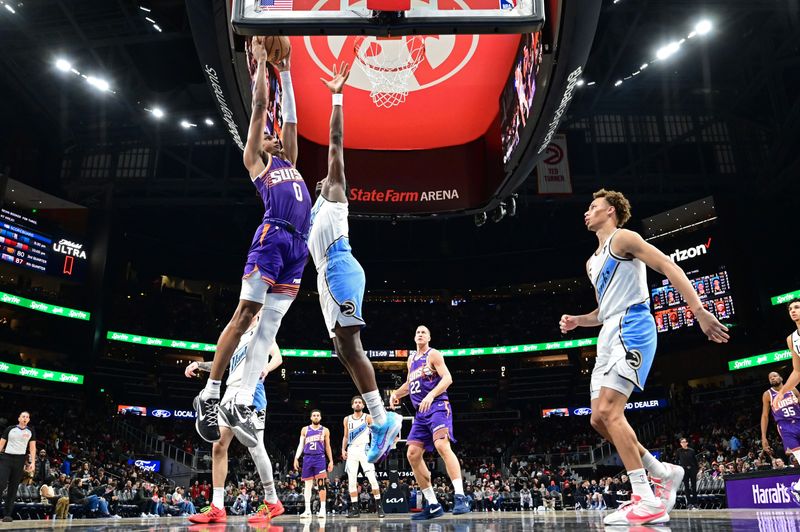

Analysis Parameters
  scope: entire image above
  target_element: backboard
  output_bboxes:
[231,0,545,37]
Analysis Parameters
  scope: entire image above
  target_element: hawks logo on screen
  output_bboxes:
[302,0,478,93]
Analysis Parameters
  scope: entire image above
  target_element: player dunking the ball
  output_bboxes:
[761,371,800,466]
[307,62,402,463]
[390,326,470,520]
[560,189,729,526]
[342,396,385,518]
[294,410,333,518]
[185,312,284,524]
[194,37,311,448]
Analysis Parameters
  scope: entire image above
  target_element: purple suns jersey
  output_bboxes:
[408,349,448,409]
[252,154,311,234]
[769,388,800,425]
[303,425,325,456]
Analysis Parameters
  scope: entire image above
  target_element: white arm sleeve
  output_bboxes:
[280,71,297,124]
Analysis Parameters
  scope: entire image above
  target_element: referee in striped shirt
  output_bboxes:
[0,411,36,522]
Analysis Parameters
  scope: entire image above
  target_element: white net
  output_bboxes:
[353,36,427,109]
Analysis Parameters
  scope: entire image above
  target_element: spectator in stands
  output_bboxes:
[68,476,117,518]
[171,486,196,515]
[773,458,787,470]
[519,484,532,510]
[472,482,484,512]
[190,480,201,501]
[231,486,249,515]
[33,450,53,485]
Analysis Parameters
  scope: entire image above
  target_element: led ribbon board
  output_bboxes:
[0,290,90,320]
[771,290,800,306]
[106,331,598,358]
[728,350,793,371]
[0,360,84,384]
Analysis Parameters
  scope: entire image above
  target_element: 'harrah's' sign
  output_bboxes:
[349,188,460,204]
[725,472,800,509]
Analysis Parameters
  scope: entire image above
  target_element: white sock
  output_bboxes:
[374,492,381,501]
[362,390,387,425]
[422,487,438,505]
[350,495,358,503]
[304,483,312,512]
[320,501,326,513]
[452,478,464,496]
[212,487,225,508]
[203,379,222,400]
[628,468,658,504]
[641,450,668,479]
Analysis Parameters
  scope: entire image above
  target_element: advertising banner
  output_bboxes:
[725,470,800,509]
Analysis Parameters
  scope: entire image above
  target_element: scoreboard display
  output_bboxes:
[0,209,88,281]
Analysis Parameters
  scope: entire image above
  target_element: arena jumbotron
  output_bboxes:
[0,0,799,530]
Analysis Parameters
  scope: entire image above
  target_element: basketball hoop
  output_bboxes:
[353,35,426,109]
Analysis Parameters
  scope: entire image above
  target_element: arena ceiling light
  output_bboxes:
[586,17,715,88]
[86,76,111,92]
[694,19,712,36]
[145,107,165,119]
[3,3,15,14]
[55,58,72,72]
[656,41,681,61]
[204,118,214,126]
[180,120,197,129]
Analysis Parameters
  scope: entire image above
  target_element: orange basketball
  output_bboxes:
[262,36,290,63]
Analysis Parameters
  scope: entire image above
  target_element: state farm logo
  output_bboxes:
[303,0,478,98]
[669,238,712,263]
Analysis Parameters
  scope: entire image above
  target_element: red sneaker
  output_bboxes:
[188,504,227,524]
[248,499,285,524]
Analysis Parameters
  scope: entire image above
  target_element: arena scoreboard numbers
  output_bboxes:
[0,209,87,280]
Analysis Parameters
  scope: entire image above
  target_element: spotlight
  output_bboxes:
[55,58,72,72]
[656,41,681,61]
[204,118,214,126]
[86,76,110,92]
[614,80,623,87]
[576,79,585,87]
[695,19,712,35]
[4,4,15,13]
[180,120,197,129]
[150,107,165,119]
[474,212,487,227]
[491,203,506,223]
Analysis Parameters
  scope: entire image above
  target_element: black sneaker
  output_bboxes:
[2,516,12,522]
[347,505,360,518]
[193,394,220,443]
[377,501,385,518]
[219,403,258,447]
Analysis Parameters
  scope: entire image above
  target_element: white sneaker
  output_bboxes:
[140,513,148,518]
[317,511,327,519]
[300,510,312,519]
[603,496,669,526]
[652,462,685,512]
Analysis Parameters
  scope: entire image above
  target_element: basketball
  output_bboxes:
[262,35,290,63]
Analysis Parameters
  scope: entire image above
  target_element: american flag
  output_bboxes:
[257,0,294,11]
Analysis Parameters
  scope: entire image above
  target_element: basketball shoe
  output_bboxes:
[193,394,220,443]
[366,412,403,463]
[651,462,685,512]
[247,499,285,524]
[603,495,668,526]
[188,504,226,524]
